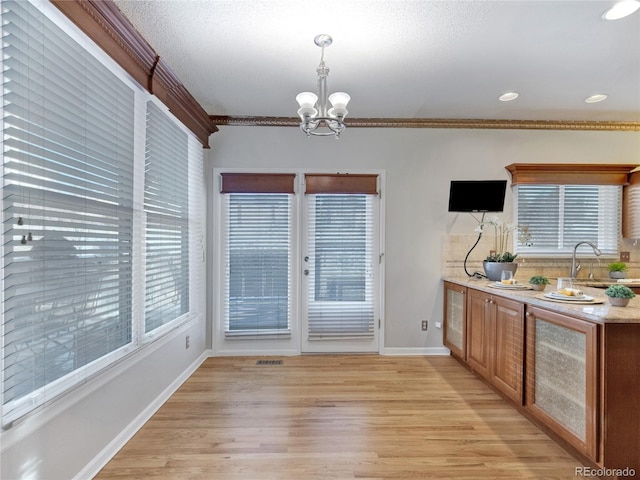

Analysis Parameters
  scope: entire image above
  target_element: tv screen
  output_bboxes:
[448,180,507,212]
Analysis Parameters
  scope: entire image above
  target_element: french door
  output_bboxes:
[300,174,380,353]
[216,171,381,355]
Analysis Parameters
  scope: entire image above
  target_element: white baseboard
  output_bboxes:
[211,349,300,357]
[209,348,451,357]
[75,350,209,480]
[383,347,451,356]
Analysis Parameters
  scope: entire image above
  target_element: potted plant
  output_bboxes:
[476,216,527,281]
[604,284,636,307]
[608,262,628,280]
[528,275,550,291]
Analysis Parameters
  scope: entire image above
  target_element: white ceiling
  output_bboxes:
[113,0,640,122]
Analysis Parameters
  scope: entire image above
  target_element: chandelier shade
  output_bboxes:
[296,34,350,138]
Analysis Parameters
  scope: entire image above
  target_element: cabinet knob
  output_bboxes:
[526,312,532,318]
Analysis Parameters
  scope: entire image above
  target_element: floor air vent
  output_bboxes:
[256,360,283,366]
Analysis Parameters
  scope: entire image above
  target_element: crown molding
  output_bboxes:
[51,0,217,147]
[210,116,640,132]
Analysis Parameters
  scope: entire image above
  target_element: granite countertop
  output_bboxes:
[443,276,640,325]
[574,278,640,288]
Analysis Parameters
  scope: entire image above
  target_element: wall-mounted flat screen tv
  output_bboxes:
[448,180,507,212]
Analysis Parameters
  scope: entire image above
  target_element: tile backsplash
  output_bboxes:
[442,234,640,281]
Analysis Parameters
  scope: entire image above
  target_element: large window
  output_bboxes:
[1,0,203,425]
[144,102,190,333]
[515,184,621,255]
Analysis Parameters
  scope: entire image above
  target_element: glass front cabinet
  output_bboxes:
[443,282,466,359]
[525,305,598,460]
[443,281,640,471]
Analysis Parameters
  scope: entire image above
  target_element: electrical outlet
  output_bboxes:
[620,251,630,262]
[421,320,428,331]
[185,335,190,349]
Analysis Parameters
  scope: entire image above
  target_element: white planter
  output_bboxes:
[607,296,630,307]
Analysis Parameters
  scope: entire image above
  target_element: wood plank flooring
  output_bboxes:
[96,355,585,479]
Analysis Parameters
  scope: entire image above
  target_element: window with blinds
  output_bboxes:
[1,0,204,426]
[144,102,189,333]
[1,0,135,423]
[515,184,621,255]
[223,193,292,337]
[306,194,376,339]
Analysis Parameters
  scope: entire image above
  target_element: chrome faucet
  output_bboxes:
[571,241,602,278]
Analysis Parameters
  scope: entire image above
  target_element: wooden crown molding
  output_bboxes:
[47,0,638,142]
[51,0,217,147]
[210,115,640,132]
[505,163,638,185]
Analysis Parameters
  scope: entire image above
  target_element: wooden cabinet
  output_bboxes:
[466,289,492,378]
[466,289,524,404]
[443,282,466,360]
[443,280,640,471]
[492,296,525,404]
[599,323,640,471]
[525,306,598,460]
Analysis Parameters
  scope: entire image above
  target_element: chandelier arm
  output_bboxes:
[300,116,346,137]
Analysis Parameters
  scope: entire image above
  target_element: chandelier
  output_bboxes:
[296,34,351,139]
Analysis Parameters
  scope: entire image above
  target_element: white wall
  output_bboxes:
[0,317,207,480]
[208,125,640,351]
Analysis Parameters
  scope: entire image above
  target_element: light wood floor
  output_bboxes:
[96,355,585,479]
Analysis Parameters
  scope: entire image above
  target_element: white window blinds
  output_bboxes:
[306,194,376,339]
[223,193,292,337]
[1,0,205,426]
[144,102,189,333]
[515,184,621,255]
[1,0,135,423]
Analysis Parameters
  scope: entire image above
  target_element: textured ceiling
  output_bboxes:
[113,0,640,122]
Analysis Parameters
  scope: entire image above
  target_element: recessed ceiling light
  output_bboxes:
[603,0,640,20]
[499,92,519,102]
[585,94,608,103]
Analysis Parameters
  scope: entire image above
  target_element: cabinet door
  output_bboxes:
[491,296,524,404]
[466,289,492,379]
[443,282,466,359]
[526,306,597,460]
